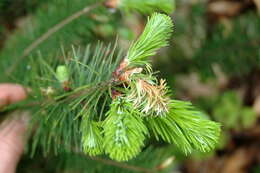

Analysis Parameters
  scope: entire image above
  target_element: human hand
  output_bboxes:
[0,84,28,173]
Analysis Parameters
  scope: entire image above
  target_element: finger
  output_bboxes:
[0,84,27,108]
[0,111,29,173]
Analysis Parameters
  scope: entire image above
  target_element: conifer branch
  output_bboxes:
[5,2,101,76]
[13,13,220,162]
[105,0,175,14]
[120,0,175,14]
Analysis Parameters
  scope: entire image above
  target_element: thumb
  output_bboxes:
[0,111,29,173]
[0,84,27,108]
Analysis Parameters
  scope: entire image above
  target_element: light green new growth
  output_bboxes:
[56,65,69,83]
[103,98,148,161]
[147,100,221,154]
[119,0,175,14]
[127,13,173,66]
[82,120,103,156]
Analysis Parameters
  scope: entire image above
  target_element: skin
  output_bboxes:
[0,84,28,173]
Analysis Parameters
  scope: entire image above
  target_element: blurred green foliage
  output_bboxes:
[213,91,257,129]
[195,13,260,79]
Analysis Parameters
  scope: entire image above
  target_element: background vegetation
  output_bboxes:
[0,0,259,172]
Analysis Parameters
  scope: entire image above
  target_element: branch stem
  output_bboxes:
[89,156,155,173]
